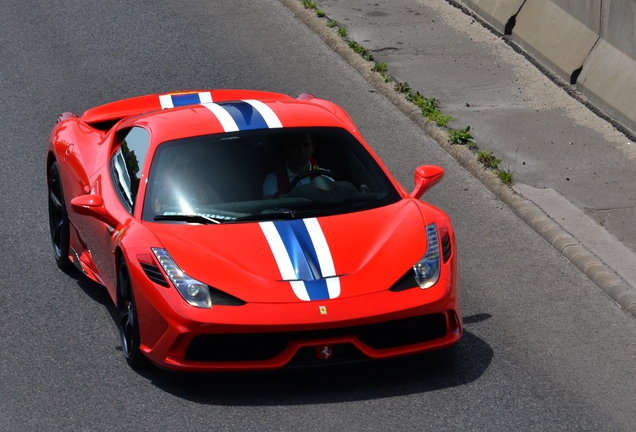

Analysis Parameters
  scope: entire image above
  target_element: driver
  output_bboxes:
[263,133,322,198]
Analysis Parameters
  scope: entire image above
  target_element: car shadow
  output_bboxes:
[139,319,493,406]
[71,271,493,405]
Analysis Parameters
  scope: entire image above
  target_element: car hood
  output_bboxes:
[145,200,429,303]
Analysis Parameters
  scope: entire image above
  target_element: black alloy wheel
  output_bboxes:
[118,260,147,367]
[48,162,71,269]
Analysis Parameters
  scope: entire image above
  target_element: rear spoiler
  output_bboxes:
[80,89,296,126]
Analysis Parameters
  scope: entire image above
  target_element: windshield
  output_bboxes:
[142,127,401,223]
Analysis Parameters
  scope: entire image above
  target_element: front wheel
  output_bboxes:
[118,260,148,368]
[48,162,71,269]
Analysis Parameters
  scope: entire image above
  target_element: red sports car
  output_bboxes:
[47,90,461,372]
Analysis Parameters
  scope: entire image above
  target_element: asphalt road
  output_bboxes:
[1,0,635,430]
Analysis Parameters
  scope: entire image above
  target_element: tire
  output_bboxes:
[48,162,72,270]
[117,260,148,368]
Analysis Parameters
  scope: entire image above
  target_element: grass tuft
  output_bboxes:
[448,126,475,145]
[477,150,502,170]
[303,0,317,9]
[349,41,374,61]
[496,169,514,185]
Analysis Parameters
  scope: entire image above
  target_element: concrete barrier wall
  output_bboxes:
[460,0,525,33]
[460,0,636,135]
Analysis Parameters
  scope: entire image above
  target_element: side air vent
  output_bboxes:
[441,234,451,263]
[389,270,418,292]
[140,262,169,287]
[208,287,246,306]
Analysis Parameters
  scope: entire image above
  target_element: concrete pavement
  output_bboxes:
[279,0,636,317]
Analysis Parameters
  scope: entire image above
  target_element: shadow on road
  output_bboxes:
[141,324,492,406]
[72,270,493,405]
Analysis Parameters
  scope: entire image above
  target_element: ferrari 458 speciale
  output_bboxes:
[47,89,461,371]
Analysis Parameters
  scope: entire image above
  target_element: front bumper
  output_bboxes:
[131,260,461,372]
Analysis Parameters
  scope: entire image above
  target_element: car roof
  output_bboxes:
[82,90,358,143]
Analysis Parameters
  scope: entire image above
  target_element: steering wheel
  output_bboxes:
[286,169,340,194]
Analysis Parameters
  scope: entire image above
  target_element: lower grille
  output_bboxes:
[185,313,447,362]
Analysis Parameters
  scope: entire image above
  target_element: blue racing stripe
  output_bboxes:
[303,279,330,301]
[288,219,322,279]
[171,93,202,107]
[273,220,314,281]
[218,101,269,130]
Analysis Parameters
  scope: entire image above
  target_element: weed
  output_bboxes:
[477,150,502,170]
[338,26,347,38]
[418,97,454,126]
[448,126,475,145]
[405,90,425,105]
[327,20,337,28]
[371,62,391,82]
[349,41,374,61]
[496,169,514,185]
[303,0,316,9]
[315,8,326,18]
[395,81,412,94]
[371,62,387,73]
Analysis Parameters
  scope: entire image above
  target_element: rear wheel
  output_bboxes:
[48,162,71,269]
[118,260,148,367]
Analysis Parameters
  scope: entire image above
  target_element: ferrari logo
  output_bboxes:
[319,305,327,315]
[317,345,332,360]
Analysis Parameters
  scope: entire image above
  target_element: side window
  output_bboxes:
[111,127,150,213]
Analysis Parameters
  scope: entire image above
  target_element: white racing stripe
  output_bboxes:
[159,94,173,109]
[200,102,240,132]
[326,277,341,299]
[260,221,311,301]
[198,91,213,104]
[303,218,336,277]
[259,221,296,280]
[244,99,283,128]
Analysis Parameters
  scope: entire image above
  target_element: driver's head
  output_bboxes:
[283,133,314,171]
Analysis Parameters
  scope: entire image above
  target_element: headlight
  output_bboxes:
[151,248,212,308]
[413,223,440,289]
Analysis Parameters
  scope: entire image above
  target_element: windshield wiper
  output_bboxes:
[153,214,221,224]
[234,210,298,222]
[234,209,334,222]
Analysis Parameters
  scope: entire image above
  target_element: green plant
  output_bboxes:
[395,81,412,94]
[477,150,502,170]
[338,26,347,38]
[496,169,514,185]
[371,62,387,73]
[315,8,326,17]
[371,62,392,82]
[448,126,475,145]
[327,20,337,28]
[418,97,454,126]
[349,41,374,61]
[303,0,316,8]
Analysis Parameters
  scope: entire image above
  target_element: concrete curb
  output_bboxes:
[277,0,636,319]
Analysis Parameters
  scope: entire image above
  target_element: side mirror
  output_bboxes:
[71,194,120,228]
[410,165,444,199]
